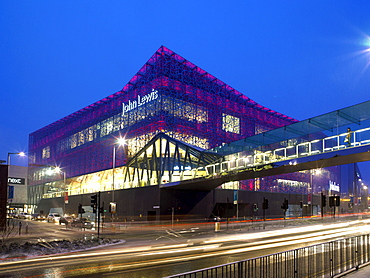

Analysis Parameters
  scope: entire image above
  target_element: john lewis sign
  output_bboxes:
[329,180,340,192]
[122,89,159,116]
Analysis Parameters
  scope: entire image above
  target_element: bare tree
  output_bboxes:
[0,219,17,244]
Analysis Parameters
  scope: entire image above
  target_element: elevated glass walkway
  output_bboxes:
[206,100,370,176]
[205,126,370,176]
[212,100,370,155]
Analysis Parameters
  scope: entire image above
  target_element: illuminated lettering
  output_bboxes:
[329,180,340,192]
[8,177,25,185]
[122,99,137,116]
[122,89,159,115]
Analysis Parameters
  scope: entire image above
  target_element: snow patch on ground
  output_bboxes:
[0,238,124,261]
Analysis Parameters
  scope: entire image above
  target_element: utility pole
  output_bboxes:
[0,165,8,230]
[321,192,326,218]
[91,193,101,238]
[262,197,269,221]
[97,191,101,238]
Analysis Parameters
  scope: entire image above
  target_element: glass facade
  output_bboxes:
[28,46,351,207]
[28,46,295,188]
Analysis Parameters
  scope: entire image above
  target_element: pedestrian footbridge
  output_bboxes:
[161,100,370,190]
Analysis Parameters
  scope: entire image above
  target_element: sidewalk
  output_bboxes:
[339,263,370,278]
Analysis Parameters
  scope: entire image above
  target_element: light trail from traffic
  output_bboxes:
[1,219,370,277]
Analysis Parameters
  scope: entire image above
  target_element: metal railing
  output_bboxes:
[165,233,370,278]
[205,127,370,176]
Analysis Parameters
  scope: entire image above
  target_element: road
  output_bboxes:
[1,215,370,277]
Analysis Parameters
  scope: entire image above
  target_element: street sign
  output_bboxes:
[233,190,238,204]
[64,191,68,204]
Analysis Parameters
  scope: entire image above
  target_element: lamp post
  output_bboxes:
[6,152,26,214]
[54,167,67,201]
[7,152,25,165]
[112,137,126,203]
[112,146,116,203]
[110,137,126,226]
[54,167,66,191]
[362,185,368,212]
[310,168,322,216]
[309,170,313,216]
[50,166,67,215]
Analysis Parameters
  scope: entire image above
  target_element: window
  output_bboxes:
[42,146,50,159]
[222,114,240,134]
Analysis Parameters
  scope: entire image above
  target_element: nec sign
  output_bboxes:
[8,177,25,185]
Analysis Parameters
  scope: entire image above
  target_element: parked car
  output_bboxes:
[17,212,31,219]
[31,213,46,221]
[47,213,61,223]
[7,213,16,218]
[59,216,74,225]
[70,218,94,229]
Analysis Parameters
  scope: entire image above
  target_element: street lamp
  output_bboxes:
[49,166,67,215]
[7,152,25,165]
[110,137,126,226]
[6,152,26,214]
[360,183,368,212]
[112,137,126,203]
[54,167,66,192]
[310,168,322,216]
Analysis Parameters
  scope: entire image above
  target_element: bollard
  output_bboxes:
[26,223,29,234]
[19,221,22,235]
[215,222,220,232]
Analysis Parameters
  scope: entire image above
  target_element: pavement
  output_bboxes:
[340,263,370,278]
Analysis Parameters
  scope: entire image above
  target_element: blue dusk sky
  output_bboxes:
[1,1,370,182]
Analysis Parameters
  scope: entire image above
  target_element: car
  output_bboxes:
[59,216,74,225]
[7,213,16,218]
[71,218,94,229]
[17,212,31,219]
[47,213,61,223]
[31,213,46,221]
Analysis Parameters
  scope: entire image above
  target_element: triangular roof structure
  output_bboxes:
[29,45,298,179]
[121,46,296,121]
[33,46,296,136]
[125,132,222,185]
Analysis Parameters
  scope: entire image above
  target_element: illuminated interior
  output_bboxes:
[28,46,351,205]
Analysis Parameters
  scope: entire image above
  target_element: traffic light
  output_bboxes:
[329,196,340,208]
[78,203,85,214]
[329,196,335,208]
[91,194,97,213]
[281,199,288,210]
[335,196,340,207]
[321,194,326,207]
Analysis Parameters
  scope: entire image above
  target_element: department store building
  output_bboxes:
[27,46,361,220]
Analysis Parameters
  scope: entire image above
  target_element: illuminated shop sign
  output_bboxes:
[122,89,159,115]
[329,180,340,192]
[8,177,25,185]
